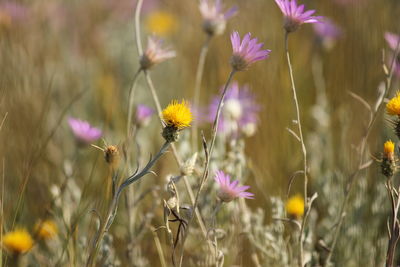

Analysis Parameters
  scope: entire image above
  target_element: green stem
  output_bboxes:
[191,36,212,149]
[284,32,308,267]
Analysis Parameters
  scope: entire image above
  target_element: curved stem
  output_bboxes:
[134,0,144,56]
[191,36,212,149]
[126,68,142,137]
[284,32,308,267]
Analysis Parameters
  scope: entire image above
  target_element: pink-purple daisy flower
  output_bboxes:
[68,117,102,145]
[140,35,176,70]
[199,0,237,36]
[214,170,254,202]
[385,32,400,77]
[135,104,154,127]
[208,81,260,137]
[230,31,271,71]
[274,0,322,33]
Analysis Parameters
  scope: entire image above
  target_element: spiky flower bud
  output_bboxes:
[382,140,396,178]
[162,125,180,143]
[104,145,119,169]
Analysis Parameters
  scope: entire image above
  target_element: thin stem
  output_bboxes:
[324,32,400,267]
[126,68,142,137]
[143,70,163,120]
[178,70,236,267]
[211,201,222,266]
[192,36,212,149]
[284,32,308,267]
[134,0,144,56]
[209,70,236,156]
[150,226,168,267]
[385,180,398,267]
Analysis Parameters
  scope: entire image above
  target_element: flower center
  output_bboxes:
[224,99,242,120]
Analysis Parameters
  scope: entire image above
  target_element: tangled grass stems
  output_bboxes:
[178,70,236,267]
[86,141,171,267]
[10,88,86,244]
[133,0,210,244]
[323,32,400,267]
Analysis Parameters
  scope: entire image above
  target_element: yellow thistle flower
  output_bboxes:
[35,220,58,240]
[145,11,178,36]
[162,100,192,130]
[2,229,34,254]
[286,194,304,218]
[387,91,400,116]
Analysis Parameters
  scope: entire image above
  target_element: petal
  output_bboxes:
[224,5,238,19]
[236,185,250,192]
[239,33,251,52]
[230,180,239,189]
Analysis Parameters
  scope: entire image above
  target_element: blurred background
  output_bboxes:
[1,0,400,266]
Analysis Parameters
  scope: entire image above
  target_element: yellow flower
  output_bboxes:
[2,229,34,254]
[387,91,400,116]
[286,194,304,218]
[162,100,192,130]
[384,140,395,159]
[35,220,58,240]
[145,11,177,36]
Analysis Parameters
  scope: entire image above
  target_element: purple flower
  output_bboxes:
[313,18,342,49]
[68,117,102,145]
[208,81,260,137]
[214,170,254,202]
[385,32,400,51]
[385,32,400,77]
[140,35,176,70]
[274,0,322,33]
[0,2,28,26]
[230,31,271,71]
[135,104,154,127]
[199,0,237,36]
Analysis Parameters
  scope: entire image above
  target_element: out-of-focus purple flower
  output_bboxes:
[68,117,102,145]
[313,18,342,49]
[214,170,254,202]
[0,2,28,26]
[199,0,237,36]
[274,0,322,33]
[385,32,400,77]
[208,81,260,137]
[230,31,271,71]
[385,32,400,51]
[140,35,176,70]
[135,104,154,127]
